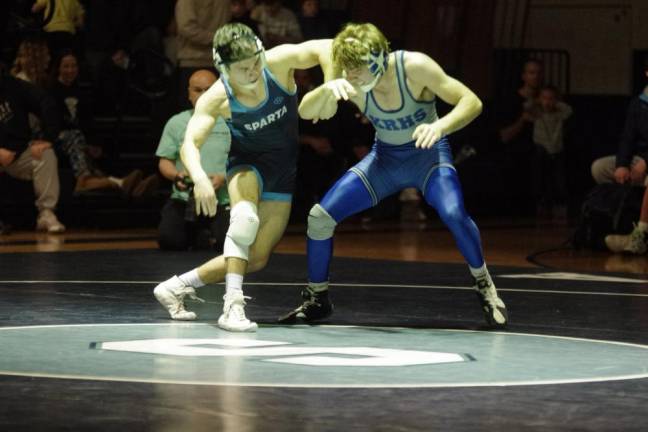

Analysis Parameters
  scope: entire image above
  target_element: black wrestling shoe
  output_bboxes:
[278,287,333,324]
[474,277,508,329]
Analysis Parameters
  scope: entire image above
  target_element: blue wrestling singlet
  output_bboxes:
[308,50,485,283]
[223,68,298,201]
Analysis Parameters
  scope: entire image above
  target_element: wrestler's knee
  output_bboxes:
[307,204,337,240]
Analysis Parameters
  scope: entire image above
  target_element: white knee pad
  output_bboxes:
[224,201,259,260]
[307,204,337,240]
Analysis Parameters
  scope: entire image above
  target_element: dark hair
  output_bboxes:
[49,49,78,80]
[523,58,544,70]
[642,54,648,73]
[213,23,260,66]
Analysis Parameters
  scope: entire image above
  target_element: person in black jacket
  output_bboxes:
[591,56,648,187]
[0,66,65,232]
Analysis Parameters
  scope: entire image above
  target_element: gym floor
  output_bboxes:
[1,218,647,431]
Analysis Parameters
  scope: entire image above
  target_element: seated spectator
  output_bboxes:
[531,85,572,218]
[24,48,153,195]
[155,70,230,251]
[602,56,648,255]
[11,37,50,87]
[591,57,648,188]
[230,0,260,36]
[0,70,65,233]
[251,0,303,48]
[31,0,84,56]
[298,0,332,40]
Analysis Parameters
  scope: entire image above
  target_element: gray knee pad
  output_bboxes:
[307,204,336,240]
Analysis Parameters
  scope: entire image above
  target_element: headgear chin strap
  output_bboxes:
[212,34,265,81]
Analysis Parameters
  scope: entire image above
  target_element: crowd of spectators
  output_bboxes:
[1,0,646,256]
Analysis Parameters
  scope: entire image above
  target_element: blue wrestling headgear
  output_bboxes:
[343,37,389,92]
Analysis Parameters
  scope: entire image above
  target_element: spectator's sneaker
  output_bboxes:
[36,209,65,233]
[277,287,333,324]
[605,224,648,255]
[154,276,204,320]
[474,276,508,328]
[605,233,629,253]
[120,169,144,196]
[131,174,160,198]
[218,292,257,332]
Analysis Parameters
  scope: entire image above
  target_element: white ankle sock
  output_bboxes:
[638,221,648,232]
[225,273,244,295]
[469,263,490,281]
[308,281,329,292]
[178,269,205,288]
[108,176,123,187]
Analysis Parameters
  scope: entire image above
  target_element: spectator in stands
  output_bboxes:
[11,37,51,87]
[497,58,543,215]
[48,50,155,195]
[230,0,260,36]
[155,69,230,251]
[0,68,65,233]
[531,85,572,218]
[298,0,332,40]
[83,0,175,116]
[251,0,303,48]
[602,56,648,255]
[590,57,648,188]
[175,0,231,109]
[31,0,84,56]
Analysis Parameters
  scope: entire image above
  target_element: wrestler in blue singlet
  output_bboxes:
[223,67,298,202]
[308,51,485,283]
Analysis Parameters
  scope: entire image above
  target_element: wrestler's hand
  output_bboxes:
[193,173,218,217]
[413,123,444,149]
[323,79,357,101]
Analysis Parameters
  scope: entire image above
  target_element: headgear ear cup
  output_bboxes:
[212,34,265,81]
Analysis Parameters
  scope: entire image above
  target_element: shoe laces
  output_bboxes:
[475,278,498,303]
[177,286,205,303]
[300,288,323,309]
[223,293,252,320]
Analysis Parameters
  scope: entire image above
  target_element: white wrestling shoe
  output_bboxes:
[218,292,258,332]
[154,276,204,320]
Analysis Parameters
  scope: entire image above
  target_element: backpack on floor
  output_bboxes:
[571,183,644,250]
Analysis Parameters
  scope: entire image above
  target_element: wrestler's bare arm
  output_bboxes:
[407,52,482,136]
[267,39,335,83]
[180,80,229,216]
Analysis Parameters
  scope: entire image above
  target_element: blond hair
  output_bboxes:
[332,23,390,72]
[11,39,51,87]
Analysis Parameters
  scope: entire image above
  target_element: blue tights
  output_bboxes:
[307,167,484,283]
